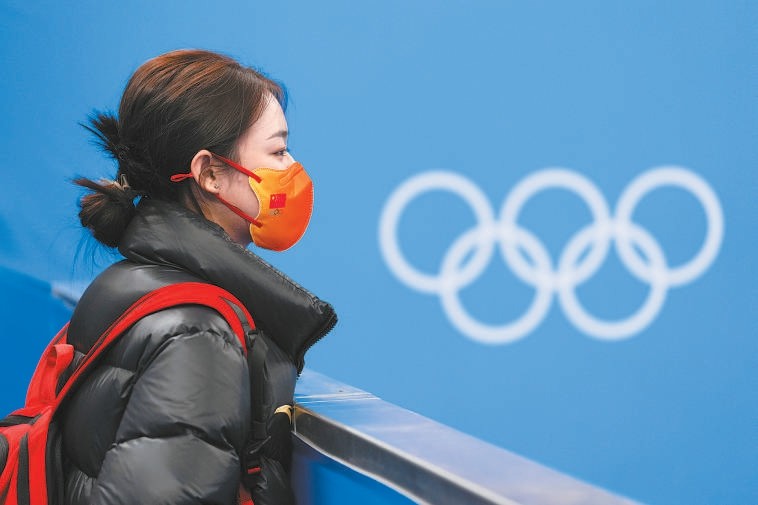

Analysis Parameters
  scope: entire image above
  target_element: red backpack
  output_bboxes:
[0,282,259,505]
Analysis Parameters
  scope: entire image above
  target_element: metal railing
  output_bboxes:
[292,369,639,505]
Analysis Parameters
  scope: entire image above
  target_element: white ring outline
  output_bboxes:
[615,166,724,287]
[558,223,669,340]
[500,168,613,288]
[379,171,496,293]
[439,224,553,344]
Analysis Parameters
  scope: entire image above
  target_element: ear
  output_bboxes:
[190,149,221,194]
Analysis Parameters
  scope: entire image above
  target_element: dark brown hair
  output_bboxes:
[76,49,285,247]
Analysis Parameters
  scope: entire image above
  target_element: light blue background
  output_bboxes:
[1,2,755,504]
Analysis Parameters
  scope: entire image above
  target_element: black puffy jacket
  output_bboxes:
[58,199,337,505]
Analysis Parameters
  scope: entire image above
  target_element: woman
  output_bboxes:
[62,49,336,504]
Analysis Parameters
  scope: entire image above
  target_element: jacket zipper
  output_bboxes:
[296,309,338,374]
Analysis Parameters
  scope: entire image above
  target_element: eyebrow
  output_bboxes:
[267,130,288,140]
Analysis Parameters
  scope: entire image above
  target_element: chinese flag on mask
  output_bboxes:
[270,193,287,209]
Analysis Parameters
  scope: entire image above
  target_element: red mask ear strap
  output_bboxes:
[169,153,263,184]
[216,194,263,228]
[168,168,263,228]
[170,173,193,182]
[212,153,263,183]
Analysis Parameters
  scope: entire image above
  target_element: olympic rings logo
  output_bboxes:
[378,167,724,344]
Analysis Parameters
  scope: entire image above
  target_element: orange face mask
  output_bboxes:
[171,153,314,251]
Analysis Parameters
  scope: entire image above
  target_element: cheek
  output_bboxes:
[242,182,261,216]
[229,175,261,217]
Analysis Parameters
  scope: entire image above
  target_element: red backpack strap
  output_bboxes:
[23,325,74,410]
[53,282,254,407]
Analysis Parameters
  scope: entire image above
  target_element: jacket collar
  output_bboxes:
[119,198,337,372]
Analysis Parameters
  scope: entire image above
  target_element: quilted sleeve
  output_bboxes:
[88,313,251,505]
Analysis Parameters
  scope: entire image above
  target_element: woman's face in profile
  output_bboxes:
[219,94,296,238]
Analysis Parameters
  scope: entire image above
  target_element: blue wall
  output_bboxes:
[1,2,755,503]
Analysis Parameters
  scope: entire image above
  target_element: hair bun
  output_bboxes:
[75,177,138,248]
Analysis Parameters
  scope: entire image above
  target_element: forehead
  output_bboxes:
[247,94,287,140]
